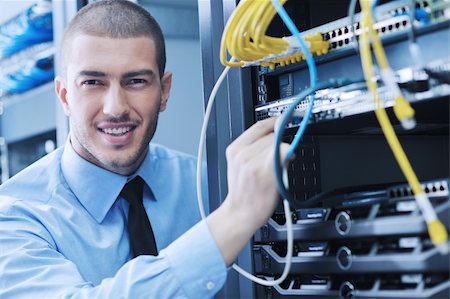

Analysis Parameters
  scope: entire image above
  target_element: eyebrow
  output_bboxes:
[77,70,107,78]
[122,69,156,79]
[76,69,156,80]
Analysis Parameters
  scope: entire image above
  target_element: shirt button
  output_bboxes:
[206,281,215,290]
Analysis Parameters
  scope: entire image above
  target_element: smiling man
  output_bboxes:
[0,1,288,298]
[57,34,169,175]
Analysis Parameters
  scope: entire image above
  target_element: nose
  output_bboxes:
[102,84,129,117]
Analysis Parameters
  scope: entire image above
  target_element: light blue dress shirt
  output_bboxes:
[0,142,226,298]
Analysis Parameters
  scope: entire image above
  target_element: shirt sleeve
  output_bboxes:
[0,202,227,299]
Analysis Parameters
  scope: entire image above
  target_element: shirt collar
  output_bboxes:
[61,139,155,223]
[134,145,159,201]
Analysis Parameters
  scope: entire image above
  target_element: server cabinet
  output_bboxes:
[199,0,449,298]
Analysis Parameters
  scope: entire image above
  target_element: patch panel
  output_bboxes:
[319,0,450,57]
[326,14,410,51]
[325,0,435,51]
[254,59,450,127]
[247,0,450,69]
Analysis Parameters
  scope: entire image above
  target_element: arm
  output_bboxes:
[0,117,285,298]
[207,117,289,265]
[0,200,226,299]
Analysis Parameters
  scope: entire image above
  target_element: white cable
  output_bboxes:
[232,199,293,286]
[196,60,233,220]
[196,57,293,286]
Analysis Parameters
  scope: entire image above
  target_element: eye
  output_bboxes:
[127,78,147,85]
[81,79,102,86]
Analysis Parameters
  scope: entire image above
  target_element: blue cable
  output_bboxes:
[271,0,318,160]
[0,3,53,59]
[372,0,379,10]
[274,78,361,208]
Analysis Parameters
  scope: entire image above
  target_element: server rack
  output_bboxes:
[0,0,82,179]
[199,0,450,298]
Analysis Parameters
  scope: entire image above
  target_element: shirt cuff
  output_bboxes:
[163,220,227,298]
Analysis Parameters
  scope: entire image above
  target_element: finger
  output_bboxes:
[232,132,275,164]
[237,136,290,178]
[232,117,277,148]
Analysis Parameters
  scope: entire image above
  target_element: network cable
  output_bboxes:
[273,78,364,209]
[349,0,426,72]
[348,0,378,53]
[220,0,329,69]
[272,1,366,209]
[195,58,294,287]
[220,0,289,67]
[270,0,318,160]
[204,0,326,285]
[219,0,321,208]
[407,0,423,67]
[0,1,53,59]
[358,0,448,254]
[197,0,317,286]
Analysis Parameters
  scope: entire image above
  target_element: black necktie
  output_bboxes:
[120,176,158,257]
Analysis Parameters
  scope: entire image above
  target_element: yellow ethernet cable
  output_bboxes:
[220,0,250,66]
[241,1,288,59]
[221,0,289,66]
[371,36,416,129]
[220,0,329,69]
[367,3,416,129]
[358,0,448,254]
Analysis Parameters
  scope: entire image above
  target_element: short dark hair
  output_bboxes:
[60,0,166,78]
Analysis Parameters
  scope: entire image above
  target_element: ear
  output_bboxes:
[159,71,172,112]
[55,76,71,116]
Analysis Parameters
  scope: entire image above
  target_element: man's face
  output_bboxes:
[55,34,172,175]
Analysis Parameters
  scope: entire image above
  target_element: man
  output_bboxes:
[0,1,288,298]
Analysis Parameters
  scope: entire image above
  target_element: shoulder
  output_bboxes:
[145,143,200,187]
[0,147,65,205]
[149,143,197,163]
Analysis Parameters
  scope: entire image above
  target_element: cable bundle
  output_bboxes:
[0,1,54,97]
[0,1,53,60]
[0,50,54,96]
[220,0,329,69]
[220,0,288,67]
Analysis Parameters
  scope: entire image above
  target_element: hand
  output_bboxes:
[225,117,289,229]
[206,117,289,265]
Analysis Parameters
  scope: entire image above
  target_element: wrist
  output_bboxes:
[205,196,259,266]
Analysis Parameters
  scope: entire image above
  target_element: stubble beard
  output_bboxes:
[71,113,159,174]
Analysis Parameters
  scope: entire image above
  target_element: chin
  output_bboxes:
[106,156,138,169]
[85,138,149,173]
[103,150,145,172]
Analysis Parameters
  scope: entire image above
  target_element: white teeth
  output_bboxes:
[102,127,132,135]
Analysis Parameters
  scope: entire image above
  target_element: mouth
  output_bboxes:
[97,123,138,145]
[100,126,134,136]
